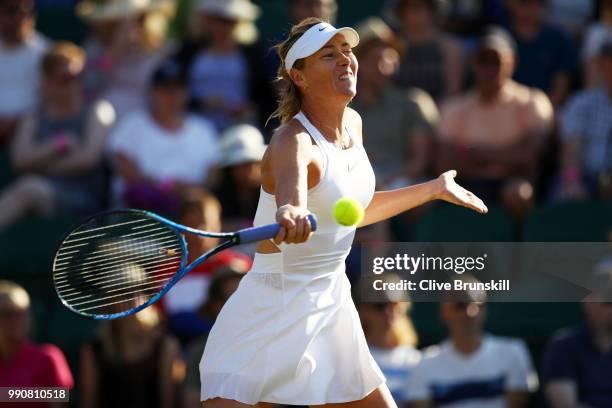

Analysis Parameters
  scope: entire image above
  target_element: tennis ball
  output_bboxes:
[333,197,364,227]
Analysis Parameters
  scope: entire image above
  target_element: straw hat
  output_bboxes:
[77,0,175,21]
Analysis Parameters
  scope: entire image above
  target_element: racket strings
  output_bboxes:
[53,213,184,316]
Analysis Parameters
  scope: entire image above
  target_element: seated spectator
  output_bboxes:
[182,266,246,408]
[392,0,464,103]
[351,17,439,188]
[0,42,115,231]
[162,187,252,316]
[406,275,538,408]
[0,280,74,394]
[582,0,612,88]
[506,0,576,108]
[358,274,420,406]
[0,0,49,145]
[80,305,183,408]
[77,0,176,120]
[106,58,218,216]
[437,27,554,219]
[556,40,612,201]
[541,261,612,408]
[213,124,266,231]
[176,0,275,134]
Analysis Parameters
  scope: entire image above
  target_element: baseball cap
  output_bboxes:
[285,22,360,71]
[151,58,187,87]
[477,26,517,55]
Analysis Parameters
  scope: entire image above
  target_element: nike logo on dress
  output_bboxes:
[319,28,325,31]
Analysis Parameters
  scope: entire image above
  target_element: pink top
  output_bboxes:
[0,341,74,392]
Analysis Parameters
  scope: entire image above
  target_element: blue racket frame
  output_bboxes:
[54,209,317,320]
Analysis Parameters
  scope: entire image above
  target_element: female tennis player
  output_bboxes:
[200,18,488,408]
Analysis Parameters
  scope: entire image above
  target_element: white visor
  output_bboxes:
[284,22,360,71]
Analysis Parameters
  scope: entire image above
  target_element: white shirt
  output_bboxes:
[0,33,49,116]
[107,110,218,198]
[406,335,538,408]
[369,345,421,405]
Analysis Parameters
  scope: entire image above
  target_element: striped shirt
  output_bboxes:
[405,335,538,408]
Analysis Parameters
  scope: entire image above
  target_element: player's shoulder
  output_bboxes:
[268,119,313,152]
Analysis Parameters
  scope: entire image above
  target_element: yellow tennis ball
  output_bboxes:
[333,197,364,227]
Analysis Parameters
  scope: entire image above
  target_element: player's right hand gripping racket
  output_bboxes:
[52,209,317,320]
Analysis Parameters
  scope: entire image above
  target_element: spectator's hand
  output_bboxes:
[274,204,313,245]
[435,170,488,214]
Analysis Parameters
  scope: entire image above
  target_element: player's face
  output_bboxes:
[300,33,358,99]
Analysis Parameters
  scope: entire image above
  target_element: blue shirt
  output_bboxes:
[510,23,576,93]
[541,325,612,408]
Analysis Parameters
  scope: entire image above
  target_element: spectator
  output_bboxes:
[406,275,538,408]
[0,280,74,402]
[506,0,576,108]
[582,0,612,88]
[351,17,439,188]
[77,0,176,119]
[213,124,266,231]
[392,0,464,102]
[541,261,612,408]
[358,274,420,406]
[176,0,275,134]
[106,58,218,215]
[0,42,115,231]
[437,27,554,219]
[163,187,252,317]
[80,305,183,408]
[182,266,246,408]
[0,0,49,145]
[556,40,612,201]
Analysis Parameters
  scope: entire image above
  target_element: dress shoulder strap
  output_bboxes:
[293,111,329,174]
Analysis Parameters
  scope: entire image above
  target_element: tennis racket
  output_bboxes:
[52,209,317,320]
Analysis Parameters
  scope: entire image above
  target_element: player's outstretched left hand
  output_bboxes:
[435,170,488,214]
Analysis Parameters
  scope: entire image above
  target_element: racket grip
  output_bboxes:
[238,214,318,244]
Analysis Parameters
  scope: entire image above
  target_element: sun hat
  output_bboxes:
[76,0,175,21]
[285,22,360,71]
[196,0,261,21]
[219,124,267,167]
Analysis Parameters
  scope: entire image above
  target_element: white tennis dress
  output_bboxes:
[200,111,385,405]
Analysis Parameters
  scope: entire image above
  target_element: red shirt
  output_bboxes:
[160,249,253,313]
[0,342,74,407]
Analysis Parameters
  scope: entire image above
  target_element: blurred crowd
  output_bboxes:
[1,0,612,407]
